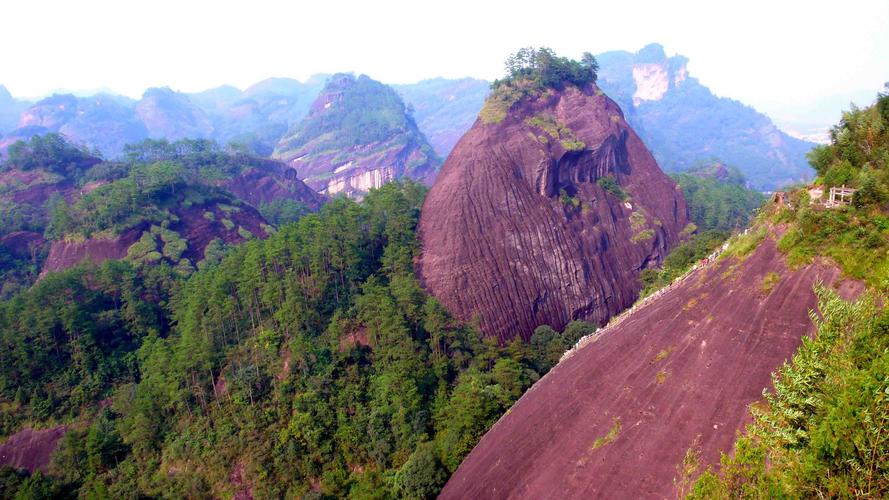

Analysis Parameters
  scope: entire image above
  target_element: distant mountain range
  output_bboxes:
[0,44,817,190]
[596,44,816,189]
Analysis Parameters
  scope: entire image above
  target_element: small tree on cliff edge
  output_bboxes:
[495,47,598,90]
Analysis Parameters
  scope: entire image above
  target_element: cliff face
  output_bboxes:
[440,229,863,499]
[273,74,440,198]
[596,43,815,190]
[0,426,67,473]
[418,84,688,341]
[219,159,325,210]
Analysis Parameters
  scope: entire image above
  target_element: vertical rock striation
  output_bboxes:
[418,84,689,341]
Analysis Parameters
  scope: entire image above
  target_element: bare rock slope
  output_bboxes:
[440,229,862,499]
[418,83,688,341]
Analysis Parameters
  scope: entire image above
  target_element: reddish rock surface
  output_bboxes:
[0,231,45,258]
[174,203,269,263]
[0,426,67,473]
[418,84,688,341]
[41,202,271,275]
[440,231,862,499]
[220,160,325,210]
[43,227,144,275]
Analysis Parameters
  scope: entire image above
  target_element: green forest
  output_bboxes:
[0,180,592,498]
[0,70,885,500]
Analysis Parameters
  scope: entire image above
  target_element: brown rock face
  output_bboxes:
[0,426,67,473]
[220,160,325,210]
[440,231,863,499]
[41,202,270,275]
[418,84,688,341]
[42,227,144,275]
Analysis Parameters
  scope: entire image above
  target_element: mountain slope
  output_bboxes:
[135,87,214,141]
[441,227,862,499]
[0,135,323,285]
[596,43,815,190]
[394,78,490,157]
[418,52,688,342]
[189,76,327,155]
[273,74,440,197]
[0,86,31,134]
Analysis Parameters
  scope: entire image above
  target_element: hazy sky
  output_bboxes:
[1,0,887,131]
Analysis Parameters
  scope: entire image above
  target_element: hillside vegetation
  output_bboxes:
[274,74,437,164]
[0,181,590,498]
[686,87,889,498]
[0,134,318,295]
[480,47,599,124]
[641,163,765,295]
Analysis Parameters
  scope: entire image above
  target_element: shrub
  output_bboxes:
[597,176,627,201]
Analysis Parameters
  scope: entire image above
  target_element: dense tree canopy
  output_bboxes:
[673,163,765,233]
[0,181,587,498]
[494,47,599,91]
[3,133,98,177]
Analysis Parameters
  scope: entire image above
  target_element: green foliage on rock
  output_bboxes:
[597,175,627,201]
[481,48,598,125]
[274,74,436,162]
[771,89,889,291]
[258,199,311,226]
[687,287,888,498]
[495,47,598,92]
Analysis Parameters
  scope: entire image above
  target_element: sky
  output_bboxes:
[1,0,887,134]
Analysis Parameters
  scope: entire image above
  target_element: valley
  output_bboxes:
[0,38,885,500]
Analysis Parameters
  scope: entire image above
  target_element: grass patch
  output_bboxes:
[525,113,586,151]
[760,272,781,295]
[559,188,581,209]
[597,176,627,201]
[656,370,668,385]
[221,218,235,231]
[653,347,673,362]
[630,229,656,244]
[639,230,729,298]
[721,225,767,260]
[774,207,889,290]
[683,298,698,311]
[630,211,647,231]
[590,418,622,450]
[680,223,698,237]
[479,82,530,124]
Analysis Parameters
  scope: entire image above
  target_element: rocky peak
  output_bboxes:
[629,43,689,105]
[418,80,689,341]
[18,94,79,130]
[136,87,213,140]
[273,74,439,198]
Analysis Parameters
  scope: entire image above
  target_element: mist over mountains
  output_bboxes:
[0,45,817,189]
